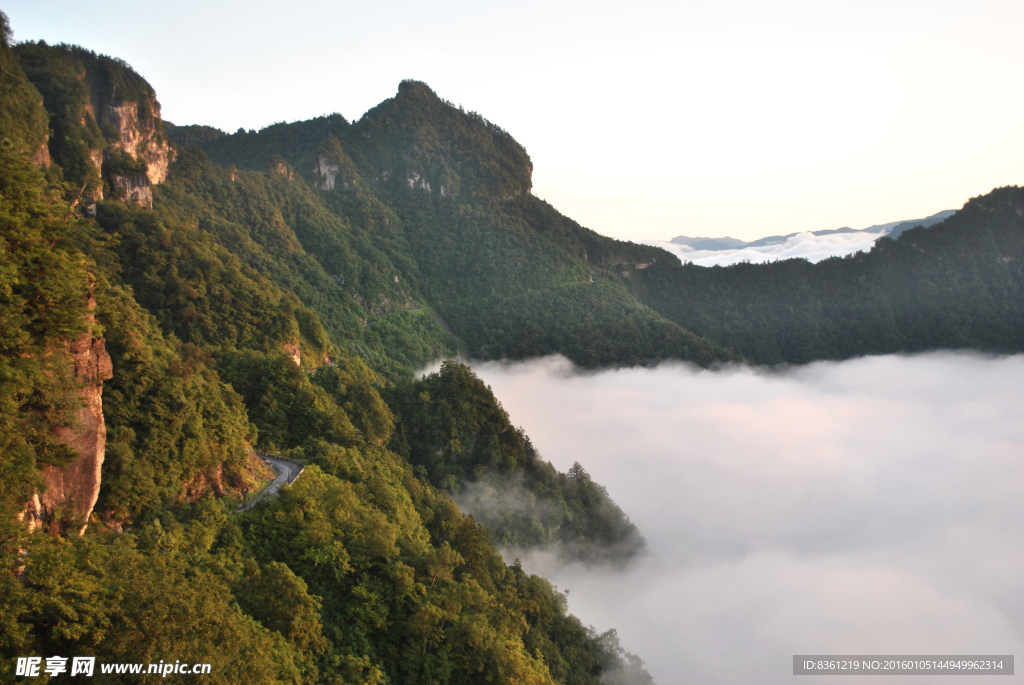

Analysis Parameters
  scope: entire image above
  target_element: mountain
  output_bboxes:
[635,199,1023,363]
[670,209,957,251]
[172,80,731,370]
[668,235,748,251]
[885,209,958,240]
[0,26,655,685]
[11,40,174,209]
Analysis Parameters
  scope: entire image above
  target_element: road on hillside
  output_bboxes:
[239,452,303,511]
[408,306,456,336]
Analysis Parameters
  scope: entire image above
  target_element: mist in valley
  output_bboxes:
[646,229,887,267]
[460,353,1024,684]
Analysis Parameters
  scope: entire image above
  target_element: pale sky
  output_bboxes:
[6,0,1024,241]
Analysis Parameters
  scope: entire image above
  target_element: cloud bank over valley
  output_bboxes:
[648,229,887,266]
[646,210,957,266]
[467,354,1024,684]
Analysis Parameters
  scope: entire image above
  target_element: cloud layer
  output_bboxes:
[646,229,885,266]
[467,354,1024,684]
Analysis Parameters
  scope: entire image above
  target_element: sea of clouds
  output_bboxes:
[464,353,1024,684]
[646,230,886,266]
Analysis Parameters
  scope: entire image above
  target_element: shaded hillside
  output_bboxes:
[103,147,459,377]
[388,361,646,560]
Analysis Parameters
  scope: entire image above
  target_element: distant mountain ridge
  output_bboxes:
[636,196,1023,363]
[670,209,957,251]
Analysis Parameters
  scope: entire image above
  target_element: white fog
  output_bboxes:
[645,230,887,267]
[457,353,1024,684]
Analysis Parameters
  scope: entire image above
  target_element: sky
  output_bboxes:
[466,353,1024,684]
[6,0,1024,242]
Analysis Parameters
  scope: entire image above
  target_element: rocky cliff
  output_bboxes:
[100,99,174,185]
[110,172,153,207]
[98,97,174,206]
[29,136,50,167]
[11,42,175,207]
[283,340,302,366]
[23,292,112,535]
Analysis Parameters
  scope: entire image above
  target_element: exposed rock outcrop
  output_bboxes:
[272,160,293,179]
[183,463,228,501]
[30,137,50,168]
[407,171,431,192]
[314,155,340,190]
[100,99,174,185]
[89,149,104,201]
[24,291,113,535]
[110,172,153,208]
[14,43,175,204]
[283,341,301,366]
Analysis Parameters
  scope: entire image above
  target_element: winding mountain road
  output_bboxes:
[239,452,303,511]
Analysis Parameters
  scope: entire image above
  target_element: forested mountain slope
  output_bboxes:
[1,24,653,685]
[189,80,731,368]
[631,189,1024,364]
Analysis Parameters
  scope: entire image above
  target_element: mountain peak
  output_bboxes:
[354,80,533,199]
[396,79,439,101]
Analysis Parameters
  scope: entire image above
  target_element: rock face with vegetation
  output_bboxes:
[28,290,113,535]
[11,38,174,207]
[101,97,174,185]
[1,9,1022,683]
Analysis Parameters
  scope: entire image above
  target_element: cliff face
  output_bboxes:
[314,155,340,190]
[110,172,153,208]
[24,293,113,535]
[100,99,174,185]
[99,99,174,206]
[12,42,175,206]
[283,340,302,366]
[29,138,50,167]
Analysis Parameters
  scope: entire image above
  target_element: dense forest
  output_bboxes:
[0,20,653,685]
[2,9,1023,683]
